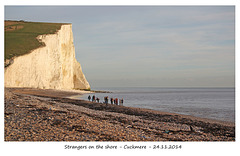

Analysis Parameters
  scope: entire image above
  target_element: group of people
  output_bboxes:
[88,95,124,106]
[88,95,100,103]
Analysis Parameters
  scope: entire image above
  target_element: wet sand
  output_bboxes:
[4,87,235,141]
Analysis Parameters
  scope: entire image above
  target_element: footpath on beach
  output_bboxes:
[4,88,235,141]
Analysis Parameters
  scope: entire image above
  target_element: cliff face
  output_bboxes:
[4,24,90,90]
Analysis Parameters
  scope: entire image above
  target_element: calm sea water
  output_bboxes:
[74,87,235,122]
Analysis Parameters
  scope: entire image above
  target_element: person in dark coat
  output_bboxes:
[106,96,109,104]
[96,97,100,103]
[92,95,96,102]
[120,98,124,106]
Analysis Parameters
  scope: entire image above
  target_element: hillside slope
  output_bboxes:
[5,20,64,60]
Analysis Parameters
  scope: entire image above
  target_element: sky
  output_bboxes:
[4,6,235,88]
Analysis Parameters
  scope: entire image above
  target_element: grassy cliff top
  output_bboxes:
[4,20,69,60]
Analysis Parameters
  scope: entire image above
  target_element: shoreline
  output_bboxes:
[69,88,235,125]
[70,95,234,126]
[9,87,93,98]
[5,87,235,141]
[11,87,234,125]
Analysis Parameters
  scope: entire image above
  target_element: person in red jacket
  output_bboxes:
[115,98,118,105]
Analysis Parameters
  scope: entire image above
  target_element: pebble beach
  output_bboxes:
[4,87,235,141]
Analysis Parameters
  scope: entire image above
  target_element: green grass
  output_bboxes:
[5,21,68,60]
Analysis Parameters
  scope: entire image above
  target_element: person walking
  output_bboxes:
[88,95,91,101]
[110,98,113,104]
[92,95,96,102]
[104,97,106,104]
[96,97,100,103]
[115,98,118,105]
[120,98,124,106]
[106,96,109,104]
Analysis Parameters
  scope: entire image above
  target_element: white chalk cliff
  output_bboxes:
[4,24,90,90]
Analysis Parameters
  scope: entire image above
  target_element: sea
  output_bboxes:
[74,87,235,123]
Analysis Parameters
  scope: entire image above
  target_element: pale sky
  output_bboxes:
[5,6,235,88]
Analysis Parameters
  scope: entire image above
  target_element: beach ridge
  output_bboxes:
[4,87,235,141]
